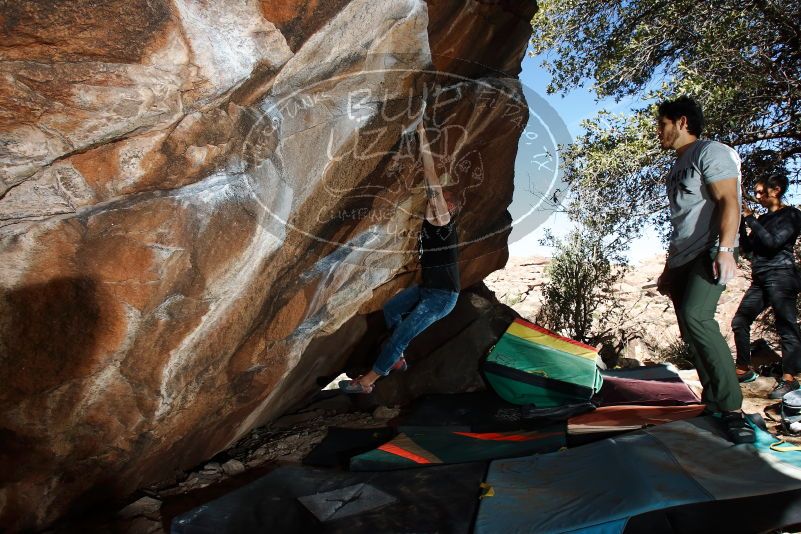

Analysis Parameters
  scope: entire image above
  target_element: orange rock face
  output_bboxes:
[0,0,537,529]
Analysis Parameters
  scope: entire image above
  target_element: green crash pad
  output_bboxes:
[484,318,603,407]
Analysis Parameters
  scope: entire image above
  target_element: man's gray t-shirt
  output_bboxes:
[666,139,742,268]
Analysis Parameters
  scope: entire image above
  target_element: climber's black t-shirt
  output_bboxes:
[420,219,460,292]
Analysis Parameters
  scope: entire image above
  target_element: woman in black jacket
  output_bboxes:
[732,175,801,399]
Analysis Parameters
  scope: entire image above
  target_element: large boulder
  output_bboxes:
[0,0,537,529]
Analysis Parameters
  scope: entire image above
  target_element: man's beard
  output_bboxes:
[663,129,679,149]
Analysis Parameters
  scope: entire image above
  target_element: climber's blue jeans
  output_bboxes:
[372,285,459,376]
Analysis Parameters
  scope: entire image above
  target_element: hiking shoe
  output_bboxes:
[768,379,800,400]
[721,411,756,444]
[737,369,759,383]
[391,356,408,372]
[338,379,374,395]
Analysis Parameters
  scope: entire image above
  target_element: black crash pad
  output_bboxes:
[171,462,487,534]
[302,427,396,468]
[396,391,592,433]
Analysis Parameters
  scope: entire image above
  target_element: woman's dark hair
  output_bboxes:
[755,174,790,198]
[443,189,461,215]
[657,96,704,137]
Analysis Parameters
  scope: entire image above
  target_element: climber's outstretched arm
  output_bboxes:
[417,121,451,226]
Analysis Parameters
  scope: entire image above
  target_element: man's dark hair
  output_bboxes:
[756,174,790,198]
[657,96,704,137]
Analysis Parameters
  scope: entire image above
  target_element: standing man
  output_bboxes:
[339,119,461,394]
[655,96,755,444]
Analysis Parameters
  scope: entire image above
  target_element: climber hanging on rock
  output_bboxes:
[339,115,462,394]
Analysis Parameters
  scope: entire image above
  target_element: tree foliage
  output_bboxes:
[531,0,801,239]
[562,110,671,243]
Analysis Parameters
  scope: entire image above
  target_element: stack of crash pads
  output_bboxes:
[299,392,572,475]
[475,416,801,533]
[568,364,704,442]
[482,315,705,443]
[173,319,801,532]
[483,318,603,407]
[173,416,801,533]
[170,389,575,532]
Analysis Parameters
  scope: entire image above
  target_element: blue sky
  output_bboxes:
[510,46,664,264]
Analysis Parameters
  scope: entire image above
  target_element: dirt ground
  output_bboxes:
[48,400,398,534]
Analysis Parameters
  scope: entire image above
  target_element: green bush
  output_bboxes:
[536,228,629,351]
[645,336,695,370]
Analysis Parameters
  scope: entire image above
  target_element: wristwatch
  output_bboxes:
[718,246,735,253]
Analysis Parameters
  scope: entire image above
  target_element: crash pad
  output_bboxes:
[623,487,801,533]
[592,374,700,406]
[568,405,706,435]
[601,363,681,381]
[476,416,801,534]
[484,318,603,407]
[303,427,396,468]
[171,462,486,534]
[350,424,566,471]
[395,391,593,433]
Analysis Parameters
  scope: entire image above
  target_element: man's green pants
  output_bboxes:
[666,251,742,413]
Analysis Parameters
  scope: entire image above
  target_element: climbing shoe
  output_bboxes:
[769,379,800,400]
[721,411,756,444]
[391,356,408,372]
[338,379,374,395]
[737,369,759,383]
